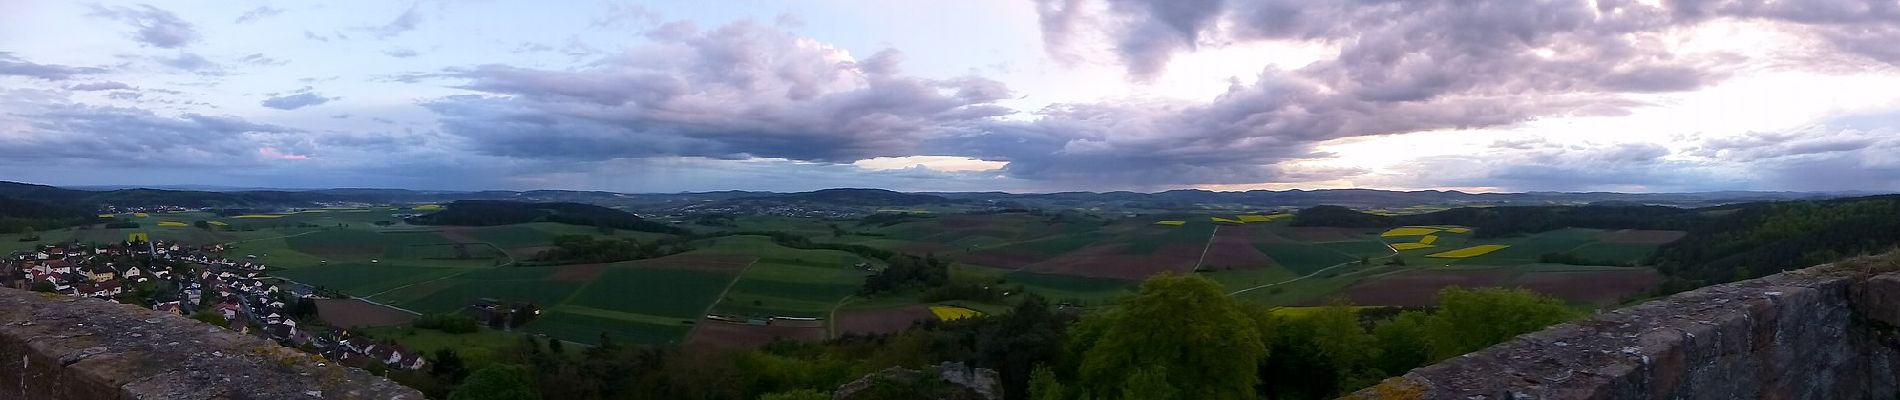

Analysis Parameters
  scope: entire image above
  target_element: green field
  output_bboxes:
[712,261,866,318]
[570,267,736,319]
[1255,242,1358,274]
[397,279,584,315]
[1451,228,1606,265]
[272,263,462,294]
[524,310,693,346]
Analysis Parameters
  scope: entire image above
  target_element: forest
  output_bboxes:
[405,200,685,235]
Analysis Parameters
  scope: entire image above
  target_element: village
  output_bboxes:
[0,236,430,373]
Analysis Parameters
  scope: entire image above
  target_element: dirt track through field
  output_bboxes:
[1192,226,1222,271]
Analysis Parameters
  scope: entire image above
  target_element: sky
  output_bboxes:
[2,0,1899,193]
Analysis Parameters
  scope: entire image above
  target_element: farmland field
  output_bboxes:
[570,267,736,319]
[273,263,462,294]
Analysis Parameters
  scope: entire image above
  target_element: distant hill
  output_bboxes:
[0,179,1876,212]
[1291,204,1703,237]
[734,188,950,206]
[405,200,685,235]
[0,195,97,233]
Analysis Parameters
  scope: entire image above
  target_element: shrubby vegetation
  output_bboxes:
[859,254,950,295]
[415,314,483,334]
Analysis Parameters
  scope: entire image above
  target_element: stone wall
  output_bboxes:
[1356,265,1900,399]
[0,287,422,399]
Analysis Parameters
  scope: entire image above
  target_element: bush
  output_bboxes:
[414,313,481,334]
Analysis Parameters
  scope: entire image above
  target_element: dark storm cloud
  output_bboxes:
[66,81,132,91]
[994,0,1900,187]
[261,87,338,110]
[428,20,1014,164]
[89,4,200,49]
[0,53,104,80]
[1103,0,1225,80]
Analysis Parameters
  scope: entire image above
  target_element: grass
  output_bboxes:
[359,326,529,370]
[712,261,865,318]
[1202,266,1302,292]
[997,269,1134,305]
[523,310,692,346]
[395,279,584,314]
[1426,245,1511,258]
[272,263,461,294]
[570,267,735,319]
[1255,242,1357,274]
[1450,228,1605,265]
[1563,242,1659,264]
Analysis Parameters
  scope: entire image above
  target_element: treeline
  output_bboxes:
[1291,204,1703,238]
[860,254,949,295]
[384,274,1576,399]
[532,235,698,264]
[723,230,899,260]
[0,195,97,233]
[407,200,685,235]
[1649,195,1900,290]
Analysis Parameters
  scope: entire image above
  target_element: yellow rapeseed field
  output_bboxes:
[97,214,115,218]
[1211,217,1245,224]
[133,213,149,218]
[1380,227,1440,237]
[930,306,983,321]
[207,221,229,226]
[1419,235,1439,245]
[1153,220,1187,226]
[1391,243,1436,251]
[1426,245,1510,258]
[414,204,445,211]
[1444,227,1472,234]
[156,221,188,227]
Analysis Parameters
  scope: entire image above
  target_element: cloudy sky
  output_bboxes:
[3,1,1899,193]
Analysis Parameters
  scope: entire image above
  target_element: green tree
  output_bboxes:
[1303,306,1383,391]
[1371,311,1434,375]
[1425,287,1576,359]
[449,364,540,400]
[1028,366,1064,400]
[1069,274,1267,400]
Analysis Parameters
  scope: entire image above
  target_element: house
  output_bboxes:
[153,301,183,315]
[267,323,296,340]
[217,302,241,320]
[92,280,123,297]
[403,355,426,370]
[83,265,116,282]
